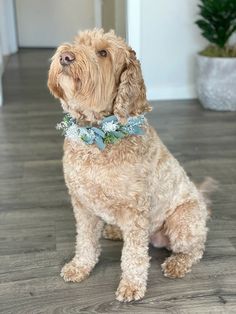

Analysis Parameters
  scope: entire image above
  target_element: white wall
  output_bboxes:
[0,0,18,106]
[0,0,18,55]
[128,0,207,100]
[15,0,96,47]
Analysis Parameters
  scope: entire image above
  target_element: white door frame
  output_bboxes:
[0,0,18,55]
[0,0,18,105]
[126,0,141,60]
[94,0,102,28]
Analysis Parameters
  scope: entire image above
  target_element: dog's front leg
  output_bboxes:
[61,197,104,283]
[116,214,150,302]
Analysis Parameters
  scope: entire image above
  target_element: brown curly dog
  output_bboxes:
[48,29,216,302]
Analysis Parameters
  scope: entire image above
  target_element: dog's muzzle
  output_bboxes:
[60,52,75,66]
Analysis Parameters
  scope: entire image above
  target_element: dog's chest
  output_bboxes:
[62,140,145,220]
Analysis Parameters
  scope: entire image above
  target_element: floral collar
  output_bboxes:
[56,113,146,150]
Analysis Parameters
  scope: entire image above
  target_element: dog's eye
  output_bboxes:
[97,50,107,57]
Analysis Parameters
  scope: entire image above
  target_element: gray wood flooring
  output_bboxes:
[0,49,236,313]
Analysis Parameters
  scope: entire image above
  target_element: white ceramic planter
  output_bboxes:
[196,54,236,111]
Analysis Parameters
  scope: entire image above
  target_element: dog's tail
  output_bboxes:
[197,177,218,213]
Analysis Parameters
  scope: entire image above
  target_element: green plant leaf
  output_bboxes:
[195,0,236,49]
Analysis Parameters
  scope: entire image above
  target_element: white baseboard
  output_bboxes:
[147,84,197,101]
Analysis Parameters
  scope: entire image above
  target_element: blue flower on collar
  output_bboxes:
[56,113,146,150]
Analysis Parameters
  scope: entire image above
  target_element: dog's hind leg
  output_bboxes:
[161,200,208,278]
[103,224,123,240]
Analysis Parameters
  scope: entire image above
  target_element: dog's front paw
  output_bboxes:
[61,260,90,283]
[161,254,191,278]
[116,279,146,302]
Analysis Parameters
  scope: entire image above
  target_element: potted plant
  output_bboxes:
[195,0,236,111]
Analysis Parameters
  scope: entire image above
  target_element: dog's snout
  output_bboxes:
[60,52,75,66]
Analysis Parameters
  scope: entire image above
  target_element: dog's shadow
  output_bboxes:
[98,238,170,271]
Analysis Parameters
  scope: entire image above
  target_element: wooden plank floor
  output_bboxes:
[0,48,236,313]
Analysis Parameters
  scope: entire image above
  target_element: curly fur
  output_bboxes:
[48,29,215,302]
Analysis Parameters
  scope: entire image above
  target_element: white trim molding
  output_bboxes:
[0,0,18,55]
[0,0,18,106]
[126,0,141,60]
[94,0,102,28]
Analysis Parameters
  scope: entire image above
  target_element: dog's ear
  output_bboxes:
[47,61,64,99]
[113,49,152,124]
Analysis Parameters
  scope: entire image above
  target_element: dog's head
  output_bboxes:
[48,29,151,123]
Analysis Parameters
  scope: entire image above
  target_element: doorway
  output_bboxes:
[15,0,127,48]
[0,0,127,105]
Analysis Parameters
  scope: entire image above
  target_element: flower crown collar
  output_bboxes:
[56,113,146,150]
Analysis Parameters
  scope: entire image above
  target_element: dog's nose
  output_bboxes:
[60,52,75,66]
